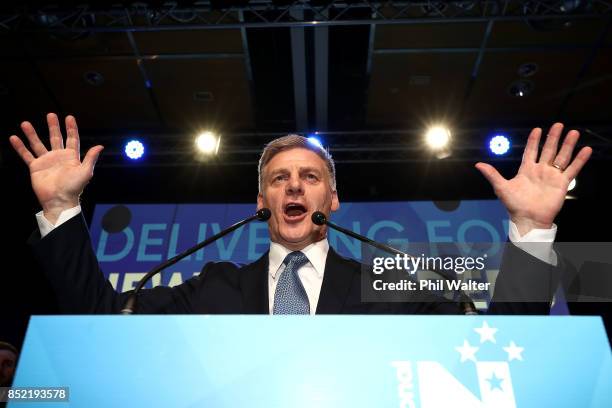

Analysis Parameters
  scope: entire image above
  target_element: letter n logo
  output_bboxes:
[417,361,516,408]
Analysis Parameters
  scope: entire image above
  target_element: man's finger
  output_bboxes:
[20,121,48,157]
[552,129,580,170]
[47,113,64,150]
[65,115,80,157]
[475,162,507,190]
[9,135,35,166]
[522,127,542,164]
[82,145,104,174]
[564,146,592,181]
[538,122,563,164]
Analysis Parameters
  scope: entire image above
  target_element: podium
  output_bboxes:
[9,315,612,407]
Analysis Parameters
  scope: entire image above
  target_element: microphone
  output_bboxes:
[312,211,478,315]
[121,208,271,314]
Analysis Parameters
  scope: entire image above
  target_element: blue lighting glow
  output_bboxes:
[124,140,145,160]
[489,135,511,155]
[307,136,323,148]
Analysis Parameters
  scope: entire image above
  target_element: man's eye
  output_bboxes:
[306,174,318,181]
[274,175,286,182]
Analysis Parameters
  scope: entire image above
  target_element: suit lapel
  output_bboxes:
[316,247,358,314]
[240,251,270,314]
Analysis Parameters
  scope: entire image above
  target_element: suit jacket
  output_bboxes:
[29,213,554,315]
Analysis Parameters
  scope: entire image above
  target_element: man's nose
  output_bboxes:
[286,174,304,195]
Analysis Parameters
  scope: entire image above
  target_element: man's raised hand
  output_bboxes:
[475,123,592,236]
[9,113,104,224]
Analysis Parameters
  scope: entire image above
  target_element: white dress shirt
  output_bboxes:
[36,205,558,315]
[268,239,329,315]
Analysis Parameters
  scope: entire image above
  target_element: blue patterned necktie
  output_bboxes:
[273,251,311,315]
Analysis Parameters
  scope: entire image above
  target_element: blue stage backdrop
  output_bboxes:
[90,200,567,313]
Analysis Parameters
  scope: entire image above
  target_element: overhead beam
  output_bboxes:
[459,19,494,119]
[3,45,609,64]
[314,13,329,131]
[290,7,308,132]
[0,53,245,62]
[7,14,612,32]
[238,10,258,126]
[556,18,612,119]
[126,31,165,126]
[3,0,612,32]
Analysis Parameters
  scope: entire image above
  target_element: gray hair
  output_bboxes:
[258,134,336,194]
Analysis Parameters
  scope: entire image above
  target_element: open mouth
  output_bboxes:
[284,202,308,221]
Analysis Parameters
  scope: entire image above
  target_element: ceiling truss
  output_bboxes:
[1,1,612,32]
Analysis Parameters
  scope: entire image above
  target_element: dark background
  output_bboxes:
[1,1,611,350]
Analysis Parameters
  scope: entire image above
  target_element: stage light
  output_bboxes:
[307,135,323,148]
[489,134,511,155]
[124,139,145,160]
[508,80,533,97]
[425,126,451,150]
[195,131,220,155]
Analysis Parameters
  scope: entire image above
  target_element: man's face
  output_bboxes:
[257,147,339,250]
[0,350,16,386]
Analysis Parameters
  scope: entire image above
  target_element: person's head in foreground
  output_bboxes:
[257,135,340,251]
[0,341,18,387]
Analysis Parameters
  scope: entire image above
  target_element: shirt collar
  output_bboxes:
[269,238,329,280]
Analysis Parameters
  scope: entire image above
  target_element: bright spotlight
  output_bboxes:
[568,178,576,191]
[307,136,323,148]
[425,126,451,150]
[124,139,145,160]
[195,131,220,155]
[489,134,511,155]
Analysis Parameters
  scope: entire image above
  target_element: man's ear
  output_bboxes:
[331,190,340,212]
[257,193,264,211]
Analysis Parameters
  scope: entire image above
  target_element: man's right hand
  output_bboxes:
[9,113,104,225]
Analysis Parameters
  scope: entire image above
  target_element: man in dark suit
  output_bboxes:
[9,114,592,315]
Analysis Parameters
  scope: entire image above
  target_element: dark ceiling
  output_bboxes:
[1,1,611,166]
[1,1,611,205]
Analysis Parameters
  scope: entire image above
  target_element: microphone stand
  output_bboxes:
[121,208,271,315]
[312,211,478,315]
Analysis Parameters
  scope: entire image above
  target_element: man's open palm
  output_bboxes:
[9,113,103,222]
[475,123,592,235]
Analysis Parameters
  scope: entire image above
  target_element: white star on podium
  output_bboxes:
[455,340,479,363]
[474,321,498,344]
[503,341,524,361]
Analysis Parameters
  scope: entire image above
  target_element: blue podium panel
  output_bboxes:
[11,316,612,408]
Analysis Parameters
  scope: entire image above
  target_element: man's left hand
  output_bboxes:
[475,123,592,236]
